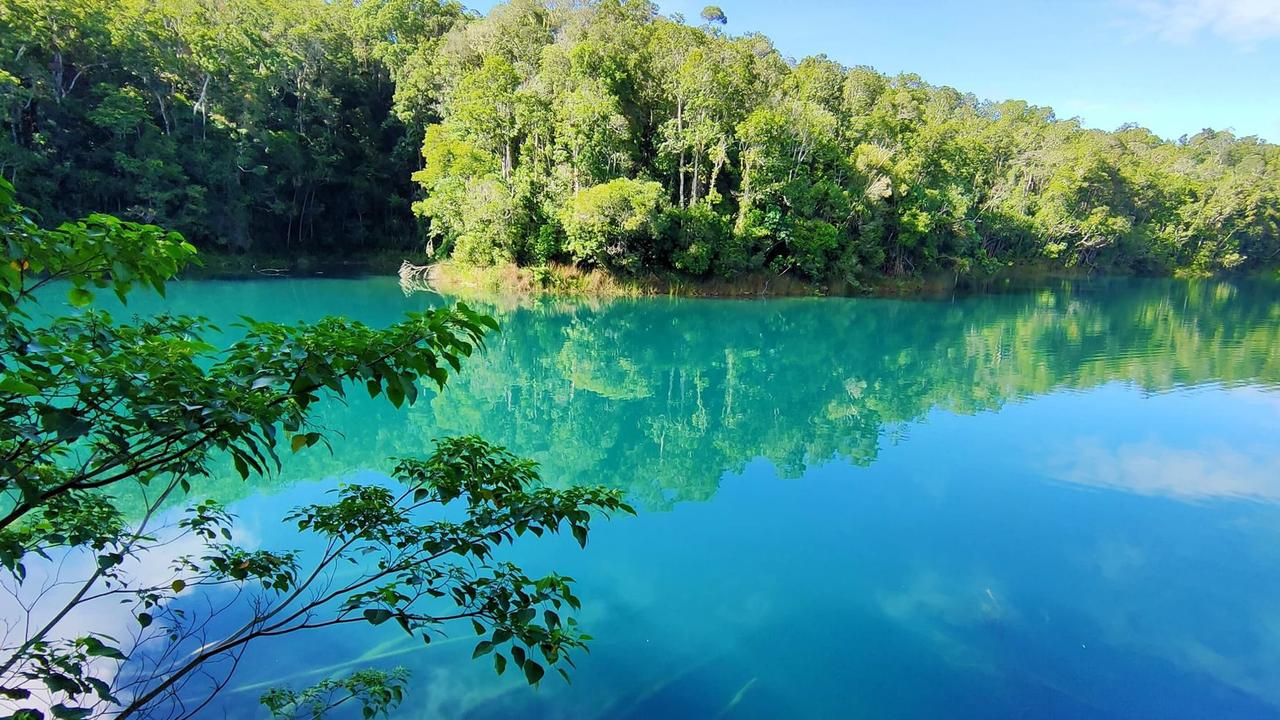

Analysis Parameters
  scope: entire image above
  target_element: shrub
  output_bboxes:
[560,178,668,271]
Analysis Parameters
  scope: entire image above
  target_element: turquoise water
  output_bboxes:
[99,278,1280,717]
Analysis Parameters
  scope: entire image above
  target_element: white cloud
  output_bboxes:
[1046,437,1280,502]
[1133,0,1280,44]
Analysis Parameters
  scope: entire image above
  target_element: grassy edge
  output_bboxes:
[421,261,856,299]
[423,260,1107,300]
[184,252,1280,298]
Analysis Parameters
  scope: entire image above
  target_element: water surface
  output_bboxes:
[95,277,1280,718]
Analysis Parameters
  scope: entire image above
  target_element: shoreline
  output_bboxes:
[411,260,1184,301]
[185,253,1279,300]
[182,249,409,280]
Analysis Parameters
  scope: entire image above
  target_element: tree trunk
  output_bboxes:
[50,51,64,104]
[676,99,685,207]
[154,90,171,135]
[572,146,580,192]
[691,151,700,204]
[194,73,210,141]
[708,141,724,203]
[736,151,753,233]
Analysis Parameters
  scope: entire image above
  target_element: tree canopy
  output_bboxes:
[0,0,468,253]
[1,0,1277,279]
[409,1,1280,281]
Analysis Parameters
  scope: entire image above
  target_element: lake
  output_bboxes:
[92,277,1280,718]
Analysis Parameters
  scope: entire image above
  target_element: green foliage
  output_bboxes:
[5,0,1276,275]
[0,181,631,718]
[261,667,409,720]
[560,178,668,270]
[404,0,1278,283]
[786,218,841,279]
[667,204,729,275]
[530,223,566,265]
[0,0,468,253]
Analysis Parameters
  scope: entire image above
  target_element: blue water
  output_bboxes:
[82,277,1280,717]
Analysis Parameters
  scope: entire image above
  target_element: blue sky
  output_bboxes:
[468,0,1280,142]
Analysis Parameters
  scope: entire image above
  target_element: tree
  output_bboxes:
[349,0,467,131]
[699,6,727,25]
[0,0,432,253]
[560,177,668,270]
[409,0,1280,284]
[553,79,631,192]
[450,55,522,180]
[0,178,632,719]
[11,0,1275,281]
[736,99,848,273]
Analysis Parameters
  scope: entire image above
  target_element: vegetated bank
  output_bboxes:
[3,0,1278,289]
[418,258,1153,300]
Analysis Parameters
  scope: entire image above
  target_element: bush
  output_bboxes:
[530,223,566,265]
[666,205,730,277]
[560,178,668,271]
[451,178,522,266]
[788,218,840,279]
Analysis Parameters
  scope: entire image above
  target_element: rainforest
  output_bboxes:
[2,0,1278,285]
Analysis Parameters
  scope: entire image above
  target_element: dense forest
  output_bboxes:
[0,0,445,251]
[3,0,1279,280]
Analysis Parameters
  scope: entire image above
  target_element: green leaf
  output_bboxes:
[251,375,284,390]
[363,608,393,626]
[494,653,507,675]
[0,688,31,700]
[137,612,153,629]
[51,704,91,720]
[80,636,126,660]
[290,434,308,453]
[67,287,93,307]
[385,382,405,408]
[85,677,117,704]
[171,579,186,592]
[523,660,544,685]
[0,376,40,396]
[472,640,494,659]
[46,674,79,694]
